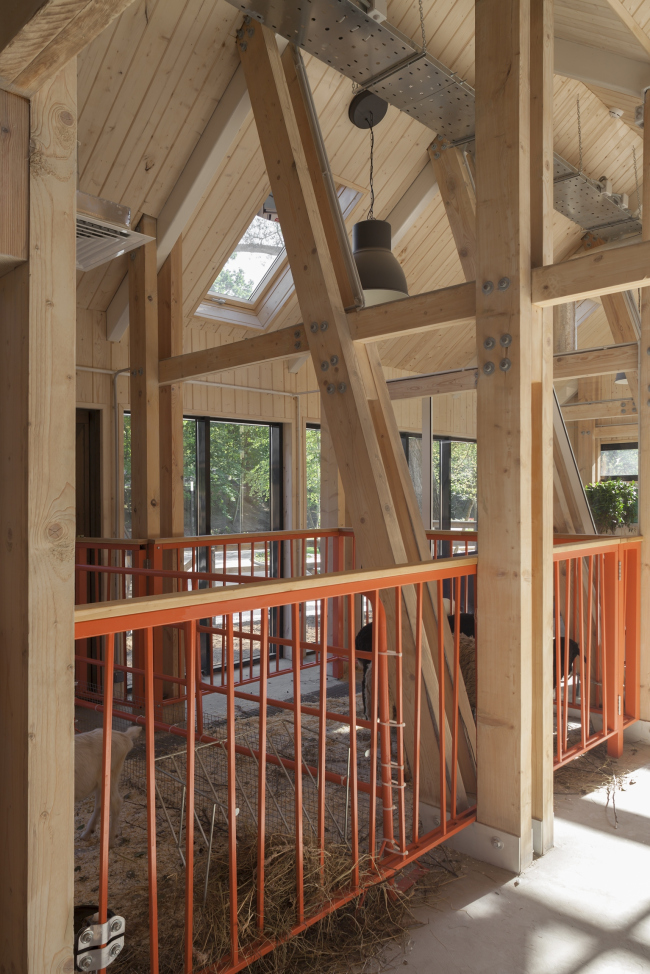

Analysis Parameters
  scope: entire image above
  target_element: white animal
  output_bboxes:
[75,725,142,846]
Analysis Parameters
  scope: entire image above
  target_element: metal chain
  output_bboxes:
[576,96,583,174]
[368,116,375,220]
[633,145,641,215]
[418,0,427,54]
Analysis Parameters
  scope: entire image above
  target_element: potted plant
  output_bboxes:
[584,479,638,535]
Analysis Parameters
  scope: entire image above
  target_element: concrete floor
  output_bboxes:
[396,740,650,974]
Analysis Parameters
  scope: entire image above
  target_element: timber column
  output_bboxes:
[0,64,77,972]
[639,89,650,722]
[475,0,534,870]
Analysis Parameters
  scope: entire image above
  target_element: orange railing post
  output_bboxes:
[604,548,624,758]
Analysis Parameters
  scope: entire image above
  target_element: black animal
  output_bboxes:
[447,613,476,638]
[553,636,581,688]
[355,614,477,719]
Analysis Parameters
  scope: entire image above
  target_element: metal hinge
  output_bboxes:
[619,560,622,581]
[75,915,125,971]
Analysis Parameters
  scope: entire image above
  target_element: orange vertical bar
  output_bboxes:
[451,576,460,818]
[376,600,393,847]
[97,633,115,974]
[606,546,624,757]
[317,598,327,875]
[623,543,641,721]
[412,584,422,845]
[226,614,239,963]
[144,627,160,974]
[184,621,196,974]
[368,594,379,860]
[437,581,447,832]
[585,555,594,743]
[291,602,305,924]
[256,609,268,932]
[393,589,406,854]
[563,558,571,753]
[554,561,562,764]
[347,594,359,888]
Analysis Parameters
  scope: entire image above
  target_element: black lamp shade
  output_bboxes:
[352,220,408,300]
[615,372,628,384]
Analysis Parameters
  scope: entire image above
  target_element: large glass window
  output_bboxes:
[600,442,638,481]
[210,198,285,302]
[183,417,282,536]
[400,432,476,530]
[305,425,321,529]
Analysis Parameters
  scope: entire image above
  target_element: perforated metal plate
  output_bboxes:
[229,0,475,142]
[553,154,641,242]
[228,0,636,236]
[366,54,475,142]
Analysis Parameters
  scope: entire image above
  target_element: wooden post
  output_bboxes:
[475,0,533,869]
[157,236,184,712]
[530,0,554,856]
[553,303,577,353]
[428,143,477,280]
[158,236,184,539]
[0,63,76,973]
[639,89,650,722]
[129,214,161,539]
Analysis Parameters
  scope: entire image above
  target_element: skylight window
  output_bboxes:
[211,196,285,302]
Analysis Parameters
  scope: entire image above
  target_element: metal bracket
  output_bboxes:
[75,915,125,971]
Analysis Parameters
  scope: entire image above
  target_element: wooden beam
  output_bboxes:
[388,368,477,400]
[475,0,533,868]
[594,423,638,438]
[552,393,595,533]
[0,90,28,277]
[562,397,637,422]
[0,0,137,97]
[554,37,650,97]
[640,86,650,724]
[158,237,184,539]
[532,240,650,306]
[552,342,639,381]
[0,61,76,974]
[601,292,640,408]
[349,281,475,343]
[428,143,477,280]
[530,0,555,856]
[238,26,474,806]
[129,215,161,538]
[159,325,307,384]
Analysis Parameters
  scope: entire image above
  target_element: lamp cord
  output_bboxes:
[368,114,375,220]
[418,0,427,54]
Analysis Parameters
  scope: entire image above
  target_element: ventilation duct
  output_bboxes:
[76,191,154,271]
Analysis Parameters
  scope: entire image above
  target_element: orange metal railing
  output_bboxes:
[552,536,640,764]
[74,556,477,974]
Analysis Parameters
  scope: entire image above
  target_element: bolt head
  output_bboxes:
[483,336,496,350]
[497,277,510,291]
[320,361,329,371]
[482,280,494,294]
[499,357,512,372]
[483,362,495,375]
[326,383,336,394]
[79,956,93,970]
[491,836,504,850]
[338,382,347,393]
[330,354,339,366]
[320,321,329,331]
[239,41,247,51]
[80,930,93,945]
[499,333,512,347]
[294,342,301,349]
[433,151,441,159]
[310,322,318,333]
[110,942,123,957]
[110,919,122,934]
[294,330,301,338]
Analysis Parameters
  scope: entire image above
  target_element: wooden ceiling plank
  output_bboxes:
[601,292,640,407]
[602,0,650,56]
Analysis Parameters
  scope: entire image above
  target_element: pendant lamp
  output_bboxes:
[349,90,408,306]
[614,372,628,385]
